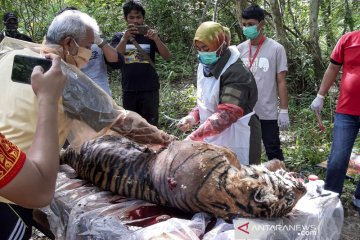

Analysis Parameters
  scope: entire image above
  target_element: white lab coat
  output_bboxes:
[196,46,254,165]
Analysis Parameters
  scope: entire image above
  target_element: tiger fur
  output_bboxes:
[60,135,306,220]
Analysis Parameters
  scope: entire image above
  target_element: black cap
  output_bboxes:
[3,12,18,22]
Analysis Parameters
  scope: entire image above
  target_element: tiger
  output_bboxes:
[60,135,306,220]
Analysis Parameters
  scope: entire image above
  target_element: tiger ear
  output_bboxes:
[254,188,267,203]
[253,188,277,203]
[263,159,286,172]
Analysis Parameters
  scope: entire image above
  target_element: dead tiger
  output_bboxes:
[60,135,306,220]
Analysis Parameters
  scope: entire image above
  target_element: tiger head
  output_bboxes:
[224,165,306,219]
[164,141,306,220]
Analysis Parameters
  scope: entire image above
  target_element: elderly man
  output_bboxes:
[0,10,116,239]
[0,10,118,152]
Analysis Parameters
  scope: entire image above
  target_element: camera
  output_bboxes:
[136,25,150,35]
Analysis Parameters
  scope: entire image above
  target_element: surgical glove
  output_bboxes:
[278,109,290,131]
[310,94,324,113]
[177,115,196,132]
[188,103,244,141]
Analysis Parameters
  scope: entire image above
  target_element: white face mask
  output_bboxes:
[65,39,92,69]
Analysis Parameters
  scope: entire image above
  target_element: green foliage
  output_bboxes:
[287,52,319,96]
[108,69,122,106]
[285,109,332,168]
[158,82,197,139]
[283,92,335,174]
[342,174,360,210]
[0,0,63,41]
[144,0,212,46]
[65,0,126,38]
[156,42,195,83]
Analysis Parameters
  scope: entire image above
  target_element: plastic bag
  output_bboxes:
[231,191,343,240]
[203,219,234,240]
[135,213,211,240]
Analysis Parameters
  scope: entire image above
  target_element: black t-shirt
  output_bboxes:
[0,32,33,43]
[110,32,159,92]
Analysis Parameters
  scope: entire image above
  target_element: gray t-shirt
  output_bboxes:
[237,38,287,120]
[81,44,111,96]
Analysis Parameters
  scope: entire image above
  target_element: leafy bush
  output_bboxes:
[159,82,197,139]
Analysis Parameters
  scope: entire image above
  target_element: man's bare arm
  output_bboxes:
[277,71,288,109]
[101,44,119,62]
[318,63,341,96]
[0,54,67,208]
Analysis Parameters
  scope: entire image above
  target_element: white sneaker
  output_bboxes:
[353,196,360,207]
[353,196,360,215]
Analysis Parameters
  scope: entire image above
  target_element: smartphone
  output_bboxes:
[136,25,150,35]
[11,55,52,84]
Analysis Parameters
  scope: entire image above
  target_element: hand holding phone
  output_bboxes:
[30,54,67,103]
[12,55,52,85]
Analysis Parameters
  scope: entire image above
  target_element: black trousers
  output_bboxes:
[248,114,262,165]
[122,90,159,126]
[0,203,33,240]
[260,119,284,161]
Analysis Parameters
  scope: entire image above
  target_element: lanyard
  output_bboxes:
[248,35,266,69]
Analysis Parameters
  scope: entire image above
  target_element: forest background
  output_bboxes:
[1,0,360,210]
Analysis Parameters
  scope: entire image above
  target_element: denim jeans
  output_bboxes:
[260,120,284,161]
[325,113,360,199]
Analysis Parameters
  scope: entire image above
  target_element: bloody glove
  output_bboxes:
[188,103,244,141]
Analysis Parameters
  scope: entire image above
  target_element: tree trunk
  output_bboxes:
[235,0,247,43]
[213,0,219,22]
[320,0,335,55]
[344,0,354,33]
[200,0,212,24]
[269,0,289,50]
[309,0,324,81]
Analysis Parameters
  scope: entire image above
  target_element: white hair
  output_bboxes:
[46,10,99,44]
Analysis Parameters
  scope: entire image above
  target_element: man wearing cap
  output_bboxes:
[0,12,33,42]
[237,5,289,162]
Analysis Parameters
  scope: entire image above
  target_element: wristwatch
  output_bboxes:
[98,39,107,48]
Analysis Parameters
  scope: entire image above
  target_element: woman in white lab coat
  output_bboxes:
[177,21,261,165]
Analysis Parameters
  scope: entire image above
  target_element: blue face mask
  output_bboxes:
[242,25,260,40]
[197,42,224,65]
